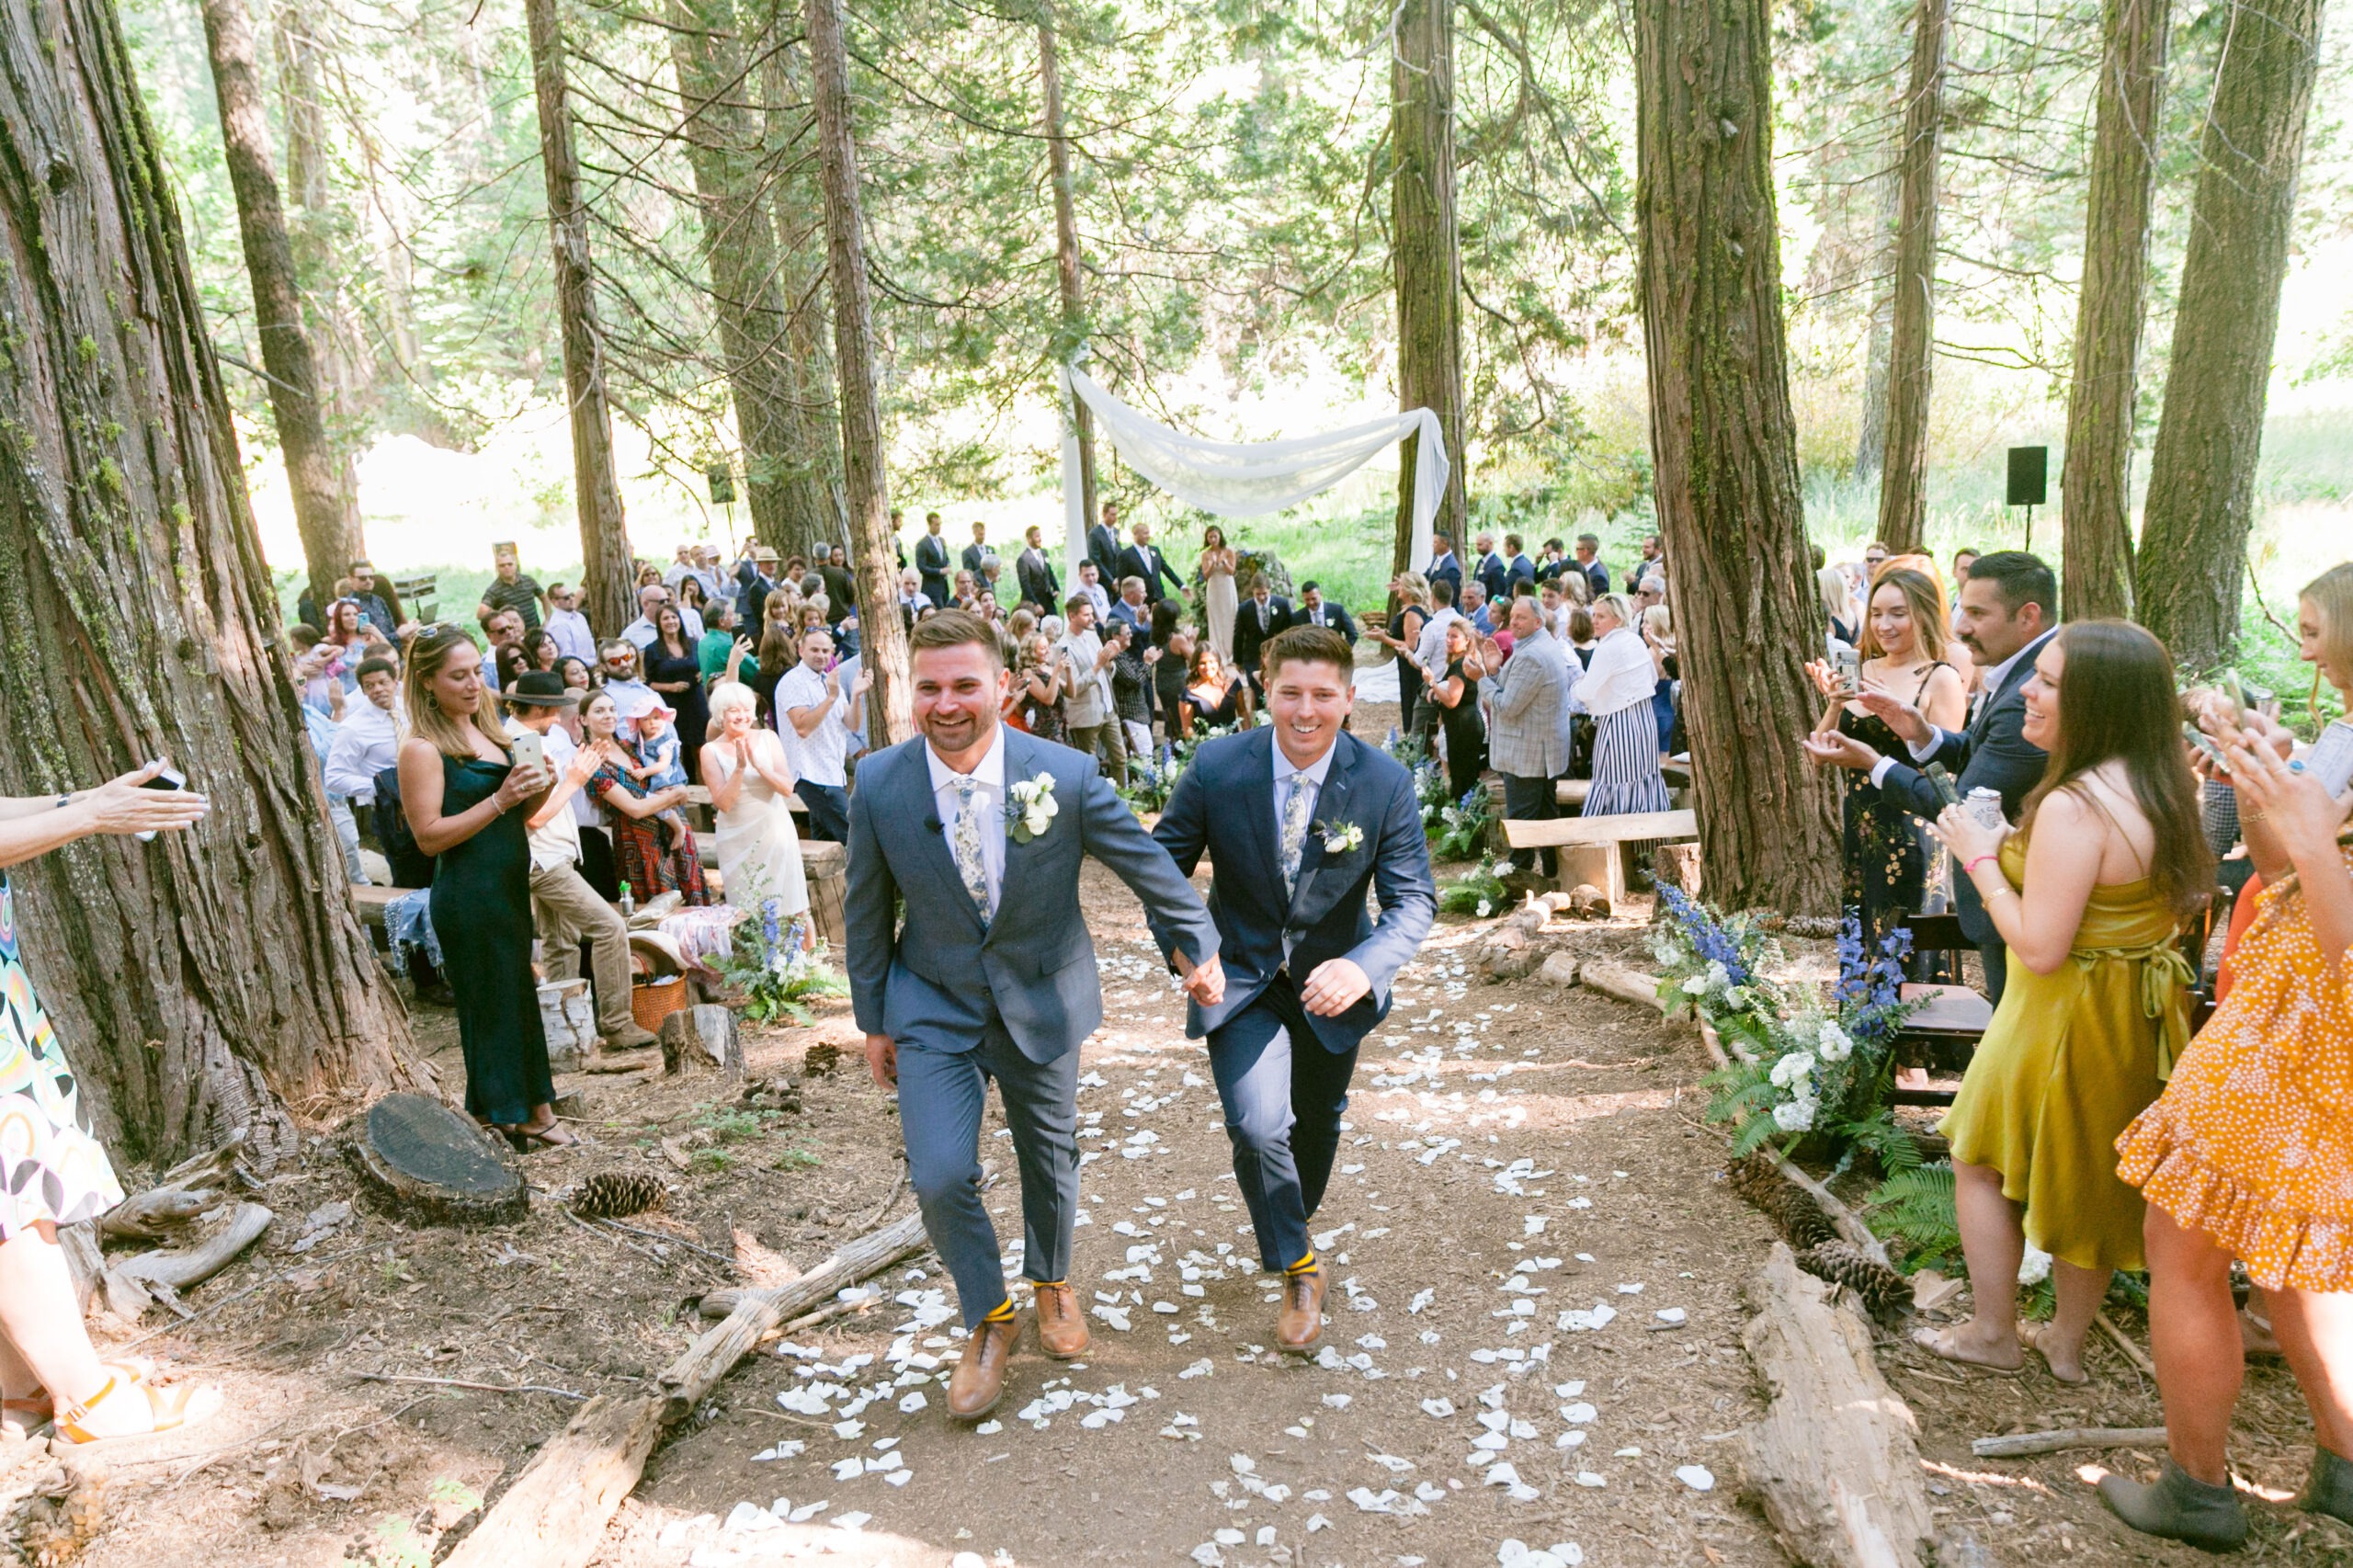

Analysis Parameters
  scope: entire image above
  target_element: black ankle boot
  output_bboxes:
[2299,1445,2353,1527]
[2097,1459,2248,1552]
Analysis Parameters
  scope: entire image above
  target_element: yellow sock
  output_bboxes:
[1286,1251,1319,1277]
[982,1298,1016,1324]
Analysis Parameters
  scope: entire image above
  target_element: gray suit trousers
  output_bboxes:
[895,1023,1079,1327]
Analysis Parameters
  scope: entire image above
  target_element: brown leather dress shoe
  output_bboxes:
[946,1317,1018,1420]
[1277,1268,1326,1354]
[1033,1282,1091,1360]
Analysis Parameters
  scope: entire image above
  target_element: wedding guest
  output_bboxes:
[347,560,400,635]
[1574,533,1609,598]
[621,583,701,649]
[1119,518,1186,605]
[1485,598,1573,885]
[1819,562,1858,648]
[1566,606,1596,666]
[542,582,597,664]
[1369,573,1430,733]
[1014,631,1070,744]
[1058,595,1127,787]
[1199,525,1239,663]
[1579,595,1670,815]
[476,607,525,692]
[915,510,952,606]
[1294,582,1357,645]
[1425,619,1488,801]
[475,545,549,633]
[323,656,406,879]
[775,626,865,844]
[596,640,659,734]
[1183,645,1253,731]
[1234,575,1293,695]
[698,598,751,691]
[580,689,707,904]
[1472,530,1507,606]
[1154,626,1195,740]
[1412,578,1464,719]
[1460,580,1494,637]
[1503,534,1536,597]
[1426,533,1463,599]
[1016,525,1060,612]
[1075,560,1112,625]
[704,681,811,932]
[1640,601,1677,751]
[398,628,573,1147]
[1087,501,1121,585]
[643,604,710,788]
[961,520,991,579]
[1111,614,1156,758]
[494,640,531,691]
[1915,620,2210,1382]
[554,656,595,744]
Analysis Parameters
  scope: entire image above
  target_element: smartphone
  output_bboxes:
[2182,720,2231,772]
[135,762,187,843]
[509,730,546,776]
[1925,762,1961,809]
[1833,646,1860,691]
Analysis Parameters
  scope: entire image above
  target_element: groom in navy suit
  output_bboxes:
[1150,626,1436,1353]
[847,612,1222,1420]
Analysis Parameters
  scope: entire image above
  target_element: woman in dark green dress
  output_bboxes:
[397,628,575,1148]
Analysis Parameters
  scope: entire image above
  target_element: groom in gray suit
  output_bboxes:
[847,611,1223,1421]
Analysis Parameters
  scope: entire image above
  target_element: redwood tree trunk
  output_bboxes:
[199,0,366,620]
[1390,0,1468,574]
[1874,0,1946,554]
[524,0,637,638]
[1636,0,1843,915]
[1039,6,1099,546]
[670,0,828,563]
[2134,0,2325,669]
[806,0,911,744]
[2061,0,2171,621]
[0,0,415,1164]
[271,10,368,424]
[758,23,848,558]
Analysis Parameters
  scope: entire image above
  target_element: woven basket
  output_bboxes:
[631,974,688,1033]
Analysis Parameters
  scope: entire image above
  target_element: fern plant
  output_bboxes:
[1437,858,1510,916]
[1868,1162,1959,1270]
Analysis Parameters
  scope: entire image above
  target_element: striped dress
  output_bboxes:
[1586,704,1672,815]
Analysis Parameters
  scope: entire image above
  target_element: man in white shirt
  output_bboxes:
[621,583,705,649]
[542,582,597,665]
[478,608,524,691]
[775,627,867,844]
[1074,561,1112,625]
[1414,578,1465,683]
[1056,594,1126,787]
[504,673,657,1051]
[322,657,405,883]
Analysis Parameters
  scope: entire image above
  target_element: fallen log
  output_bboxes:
[1741,1243,1938,1568]
[110,1203,273,1296]
[1581,959,1679,1016]
[440,1209,928,1568]
[1972,1426,2169,1460]
[101,1136,251,1243]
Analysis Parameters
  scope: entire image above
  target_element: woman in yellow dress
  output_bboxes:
[2098,564,2353,1551]
[1917,620,2212,1383]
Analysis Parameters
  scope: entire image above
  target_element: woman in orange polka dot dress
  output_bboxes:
[2103,563,2353,1550]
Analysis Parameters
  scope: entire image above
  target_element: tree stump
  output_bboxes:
[344,1094,526,1225]
[538,979,596,1073]
[801,840,848,951]
[1653,842,1702,904]
[661,1006,743,1082]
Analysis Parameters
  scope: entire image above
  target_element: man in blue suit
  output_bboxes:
[847,612,1223,1419]
[1150,627,1436,1354]
[1426,533,1463,599]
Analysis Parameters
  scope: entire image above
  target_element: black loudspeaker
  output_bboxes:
[2006,446,2048,508]
[708,465,736,506]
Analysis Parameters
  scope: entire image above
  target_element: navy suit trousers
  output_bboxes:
[1206,976,1359,1274]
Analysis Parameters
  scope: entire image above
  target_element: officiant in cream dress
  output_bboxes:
[1199,527,1239,664]
[701,682,811,934]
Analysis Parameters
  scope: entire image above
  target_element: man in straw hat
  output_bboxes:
[504,672,658,1050]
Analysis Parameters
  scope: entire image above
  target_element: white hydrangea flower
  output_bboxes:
[1704,960,1732,994]
[1683,973,1711,995]
[1768,1051,1817,1089]
[1816,1020,1854,1062]
[2017,1244,2052,1287]
[1723,985,1750,1011]
[1772,1098,1817,1132]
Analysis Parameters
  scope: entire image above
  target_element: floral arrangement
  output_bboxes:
[1653,887,1920,1170]
[1117,723,1239,816]
[719,900,849,1026]
[1007,772,1058,843]
[1437,858,1509,916]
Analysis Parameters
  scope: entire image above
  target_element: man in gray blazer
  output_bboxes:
[1487,598,1574,884]
[847,611,1223,1420]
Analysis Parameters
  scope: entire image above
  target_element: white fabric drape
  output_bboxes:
[1057,364,1448,582]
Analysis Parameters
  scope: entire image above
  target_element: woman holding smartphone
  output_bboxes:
[397,628,572,1149]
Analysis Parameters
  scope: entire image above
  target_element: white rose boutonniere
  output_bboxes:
[1317,819,1364,856]
[1007,771,1059,844]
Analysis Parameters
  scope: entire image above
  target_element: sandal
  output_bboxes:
[53,1369,218,1445]
[2018,1320,2089,1385]
[504,1121,580,1153]
[1908,1323,2024,1375]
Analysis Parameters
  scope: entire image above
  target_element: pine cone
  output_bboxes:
[802,1040,842,1076]
[571,1170,666,1219]
[1725,1154,1838,1248]
[1798,1241,1911,1315]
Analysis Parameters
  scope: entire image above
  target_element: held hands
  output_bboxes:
[83,761,210,836]
[1300,957,1372,1017]
[1174,949,1225,1006]
[1927,801,2011,866]
[865,1033,898,1087]
[1799,730,1881,772]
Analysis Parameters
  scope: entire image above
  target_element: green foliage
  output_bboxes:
[1437,858,1510,916]
[716,910,849,1027]
[1867,1162,1960,1271]
[1428,783,1494,863]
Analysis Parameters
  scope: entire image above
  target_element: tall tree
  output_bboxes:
[669,0,829,562]
[2060,0,2171,620]
[523,0,637,636]
[1390,0,1469,574]
[1874,0,1948,554]
[198,0,366,620]
[1,0,415,1164]
[806,0,912,744]
[1635,0,1843,914]
[756,23,848,556]
[1853,170,1896,483]
[2135,0,2325,668]
[1038,2,1099,547]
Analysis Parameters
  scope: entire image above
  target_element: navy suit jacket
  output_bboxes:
[1475,552,1510,607]
[1505,554,1536,595]
[1233,596,1291,674]
[1427,552,1463,598]
[1150,729,1435,1054]
[1877,631,2054,945]
[1118,542,1186,602]
[846,729,1218,1063]
[914,532,951,602]
[1087,524,1121,584]
[1293,601,1358,645]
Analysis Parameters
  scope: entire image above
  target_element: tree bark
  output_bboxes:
[804,0,911,744]
[1635,0,1844,915]
[198,0,366,621]
[2060,0,2171,622]
[668,0,828,563]
[1874,0,1946,555]
[1853,169,1896,482]
[2134,0,2325,669]
[756,17,848,559]
[0,0,417,1165]
[1390,0,1469,574]
[1038,5,1098,544]
[523,0,636,638]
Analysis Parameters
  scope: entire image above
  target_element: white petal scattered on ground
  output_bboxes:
[897,1392,926,1413]
[833,1511,872,1529]
[1213,1528,1245,1545]
[1421,1398,1457,1418]
[1574,1471,1607,1488]
[1324,1392,1353,1408]
[1369,1453,1415,1472]
[722,1502,773,1534]
[1557,1302,1617,1333]
[1615,1282,1644,1294]
[973,1420,1002,1435]
[1562,1403,1597,1424]
[1523,1216,1547,1236]
[1677,1464,1716,1491]
[830,1458,864,1480]
[1179,1358,1213,1379]
[1655,1307,1688,1324]
[787,1501,828,1522]
[1189,1545,1223,1567]
[748,1440,805,1462]
[1306,1515,1332,1533]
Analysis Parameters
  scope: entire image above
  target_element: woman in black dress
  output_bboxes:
[1370,572,1430,733]
[1425,618,1489,801]
[643,604,710,789]
[1182,644,1252,730]
[397,628,574,1149]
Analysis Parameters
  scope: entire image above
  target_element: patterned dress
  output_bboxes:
[587,753,710,905]
[2116,840,2353,1291]
[1836,666,1946,970]
[0,877,124,1237]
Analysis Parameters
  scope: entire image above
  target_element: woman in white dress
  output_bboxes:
[1198,525,1239,665]
[700,682,811,944]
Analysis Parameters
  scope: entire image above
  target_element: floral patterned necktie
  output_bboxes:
[1280,772,1313,899]
[951,775,991,919]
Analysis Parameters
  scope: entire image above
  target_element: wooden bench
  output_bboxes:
[392,574,438,624]
[1502,807,1698,904]
[350,883,420,929]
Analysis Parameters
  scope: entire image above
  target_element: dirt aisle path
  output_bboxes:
[620,863,1789,1567]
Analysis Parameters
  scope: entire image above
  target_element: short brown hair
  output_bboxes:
[1262,625,1351,682]
[908,608,1003,667]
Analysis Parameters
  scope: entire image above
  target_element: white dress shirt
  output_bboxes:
[1272,736,1338,839]
[926,725,1007,911]
[775,662,853,788]
[507,719,584,871]
[322,700,404,802]
[545,608,597,665]
[1080,582,1112,623]
[1415,607,1463,681]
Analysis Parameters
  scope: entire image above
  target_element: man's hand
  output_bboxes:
[1174,949,1225,1006]
[1855,687,1932,746]
[1300,957,1371,1017]
[1800,730,1881,773]
[865,1033,898,1087]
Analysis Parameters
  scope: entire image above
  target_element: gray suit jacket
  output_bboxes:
[846,728,1218,1063]
[1487,629,1572,778]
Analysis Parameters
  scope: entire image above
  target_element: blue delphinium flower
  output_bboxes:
[1661,886,1753,989]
